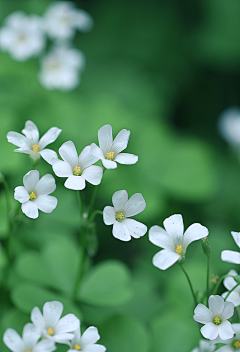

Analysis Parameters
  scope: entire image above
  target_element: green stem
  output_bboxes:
[206,255,210,305]
[224,282,240,301]
[77,190,83,219]
[89,210,103,223]
[87,186,98,218]
[73,229,87,300]
[212,274,236,296]
[179,263,197,307]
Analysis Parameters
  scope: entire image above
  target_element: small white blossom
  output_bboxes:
[68,325,106,352]
[14,170,57,219]
[222,269,240,307]
[221,232,240,265]
[7,120,62,164]
[103,190,147,241]
[214,323,240,351]
[191,339,216,352]
[148,214,209,270]
[31,301,79,344]
[44,1,93,41]
[38,46,85,91]
[0,11,45,61]
[194,295,235,340]
[52,141,103,190]
[90,125,138,169]
[3,323,56,352]
[218,107,240,147]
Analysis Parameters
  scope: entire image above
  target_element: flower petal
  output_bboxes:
[64,175,86,190]
[7,131,29,149]
[222,291,240,307]
[90,143,104,160]
[223,270,238,291]
[82,165,103,185]
[14,186,30,203]
[183,223,209,249]
[80,327,100,346]
[163,214,184,239]
[112,129,130,154]
[52,160,73,177]
[22,323,40,349]
[101,159,117,169]
[149,225,175,250]
[33,339,56,352]
[22,201,39,219]
[22,120,39,144]
[123,193,146,217]
[59,141,78,168]
[82,345,106,352]
[43,301,63,328]
[55,314,79,334]
[78,146,99,169]
[39,127,62,149]
[152,249,180,270]
[218,320,235,340]
[231,231,240,248]
[39,149,58,165]
[35,174,56,195]
[209,295,224,316]
[34,195,57,213]
[112,221,131,241]
[3,329,24,352]
[31,306,45,330]
[123,218,147,238]
[194,303,213,324]
[222,301,234,320]
[221,250,240,264]
[200,322,218,340]
[103,206,115,225]
[112,190,128,211]
[23,170,39,191]
[114,153,138,165]
[98,125,113,154]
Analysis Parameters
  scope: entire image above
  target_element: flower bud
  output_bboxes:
[201,237,212,257]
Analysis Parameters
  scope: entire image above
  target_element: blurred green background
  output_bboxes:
[1,0,240,351]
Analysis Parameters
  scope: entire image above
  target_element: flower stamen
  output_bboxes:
[176,245,183,254]
[32,144,39,154]
[74,166,81,176]
[213,316,221,325]
[47,327,54,335]
[29,192,36,200]
[233,340,240,348]
[115,212,124,221]
[106,151,114,160]
[74,344,81,350]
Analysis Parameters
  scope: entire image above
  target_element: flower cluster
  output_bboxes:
[0,2,93,90]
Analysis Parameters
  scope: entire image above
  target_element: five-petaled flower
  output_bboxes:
[14,170,58,219]
[67,325,106,352]
[193,295,235,340]
[90,124,138,169]
[148,214,209,270]
[221,231,240,265]
[214,323,240,351]
[7,120,62,164]
[103,189,147,241]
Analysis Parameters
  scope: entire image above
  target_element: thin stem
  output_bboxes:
[73,229,87,300]
[179,263,197,307]
[213,274,233,296]
[89,210,103,223]
[76,190,83,218]
[206,255,210,305]
[224,282,240,301]
[87,186,98,218]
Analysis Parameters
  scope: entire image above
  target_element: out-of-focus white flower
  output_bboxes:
[7,120,62,164]
[103,190,147,241]
[193,295,235,340]
[39,46,85,91]
[44,1,93,41]
[14,170,57,219]
[90,125,138,169]
[222,269,240,307]
[52,141,103,190]
[221,232,240,265]
[218,107,240,147]
[214,324,240,351]
[68,325,106,352]
[148,214,208,270]
[3,323,56,352]
[31,301,79,344]
[0,11,45,61]
[191,339,216,352]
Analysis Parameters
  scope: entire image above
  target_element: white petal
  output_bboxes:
[7,131,29,149]
[98,125,113,154]
[90,143,104,160]
[209,295,224,316]
[123,218,147,238]
[39,149,58,165]
[52,333,74,343]
[34,195,57,213]
[23,170,39,191]
[112,129,130,154]
[59,141,78,168]
[22,201,39,219]
[183,223,209,249]
[22,120,39,144]
[52,160,73,177]
[78,146,99,169]
[31,307,45,330]
[55,314,79,334]
[103,206,115,225]
[222,301,234,320]
[163,214,184,239]
[231,231,240,248]
[14,186,30,203]
[64,175,86,190]
[3,329,24,352]
[82,345,106,352]
[114,153,138,165]
[215,346,233,352]
[33,339,56,352]
[194,304,213,324]
[218,320,235,340]
[39,127,62,149]
[123,193,146,217]
[80,327,100,347]
[152,249,180,270]
[112,221,131,241]
[201,322,218,340]
[148,225,175,250]
[232,323,240,335]
[112,190,128,211]
[82,166,103,185]
[223,291,240,307]
[22,323,40,349]
[35,174,56,195]
[221,250,240,264]
[101,159,117,169]
[223,270,238,291]
[43,301,63,328]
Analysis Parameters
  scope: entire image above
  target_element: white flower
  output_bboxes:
[14,170,57,219]
[52,141,103,190]
[7,120,62,164]
[191,339,216,352]
[218,107,240,147]
[3,323,56,352]
[0,11,45,61]
[222,269,240,307]
[68,325,106,352]
[31,301,79,344]
[148,214,209,270]
[221,232,240,264]
[214,324,240,351]
[193,295,235,340]
[38,46,85,91]
[90,125,138,169]
[44,1,93,41]
[103,190,147,241]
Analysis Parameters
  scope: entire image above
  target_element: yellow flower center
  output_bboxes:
[176,245,183,254]
[74,344,81,350]
[106,151,114,160]
[115,212,124,221]
[26,351,31,352]
[74,166,81,176]
[32,144,39,154]
[233,340,240,348]
[29,192,36,200]
[213,316,221,325]
[47,328,54,335]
